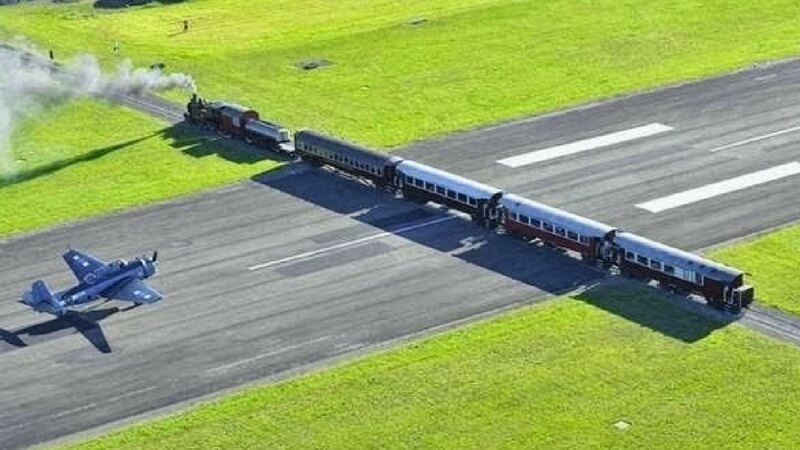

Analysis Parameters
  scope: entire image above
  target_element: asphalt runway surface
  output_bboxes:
[3,60,800,448]
[0,168,600,449]
[401,59,800,250]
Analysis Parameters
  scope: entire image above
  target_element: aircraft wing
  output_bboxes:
[108,279,162,304]
[63,249,106,282]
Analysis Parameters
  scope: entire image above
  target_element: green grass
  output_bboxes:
[709,224,800,316]
[3,1,800,147]
[66,283,800,449]
[0,100,277,238]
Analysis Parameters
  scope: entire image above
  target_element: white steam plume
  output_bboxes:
[0,46,196,178]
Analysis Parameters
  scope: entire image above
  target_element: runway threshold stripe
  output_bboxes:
[247,215,457,271]
[636,161,800,213]
[497,123,673,168]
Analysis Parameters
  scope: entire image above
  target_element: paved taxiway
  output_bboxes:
[4,59,800,448]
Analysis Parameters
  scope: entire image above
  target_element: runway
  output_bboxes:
[400,59,800,249]
[3,59,800,448]
[0,168,599,449]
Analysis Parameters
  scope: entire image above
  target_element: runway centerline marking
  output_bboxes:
[636,161,800,213]
[497,123,673,168]
[247,215,457,271]
[709,124,800,153]
[206,335,334,374]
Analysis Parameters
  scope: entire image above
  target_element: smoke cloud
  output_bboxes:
[0,45,196,178]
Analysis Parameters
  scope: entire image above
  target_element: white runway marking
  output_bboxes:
[636,161,800,213]
[709,124,800,153]
[497,123,673,168]
[247,215,457,271]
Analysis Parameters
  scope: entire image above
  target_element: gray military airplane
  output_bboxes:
[21,248,162,316]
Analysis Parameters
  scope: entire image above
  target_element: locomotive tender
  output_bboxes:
[184,97,754,313]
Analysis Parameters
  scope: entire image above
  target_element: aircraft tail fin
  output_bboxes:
[22,280,65,316]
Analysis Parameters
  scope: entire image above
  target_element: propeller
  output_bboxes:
[151,250,158,263]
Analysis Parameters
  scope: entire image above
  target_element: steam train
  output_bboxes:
[185,96,755,313]
[185,94,293,154]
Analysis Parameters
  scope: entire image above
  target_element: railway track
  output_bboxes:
[741,304,800,345]
[111,93,185,124]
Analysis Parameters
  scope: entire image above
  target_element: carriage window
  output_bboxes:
[555,227,566,237]
[406,175,414,184]
[663,264,675,275]
[519,214,530,224]
[436,185,446,195]
[543,222,553,232]
[457,193,468,203]
[531,219,541,228]
[425,182,435,191]
[567,231,579,241]
[636,255,649,266]
[579,236,589,244]
[625,251,635,261]
[446,189,457,199]
[468,197,477,206]
[650,259,662,270]
[679,269,691,282]
[695,272,704,284]
[415,178,424,188]
[510,212,518,221]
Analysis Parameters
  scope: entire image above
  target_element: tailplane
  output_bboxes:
[22,280,65,316]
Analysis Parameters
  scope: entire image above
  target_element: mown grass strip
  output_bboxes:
[0,100,278,238]
[2,1,800,147]
[66,283,800,449]
[709,224,800,315]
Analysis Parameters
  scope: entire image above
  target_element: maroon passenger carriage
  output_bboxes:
[498,193,616,263]
[613,232,754,311]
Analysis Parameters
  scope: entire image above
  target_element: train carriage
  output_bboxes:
[395,160,502,225]
[613,232,754,311]
[294,130,402,187]
[499,194,616,262]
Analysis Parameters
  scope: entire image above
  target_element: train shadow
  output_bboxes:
[573,281,732,342]
[0,307,120,354]
[159,121,284,165]
[1,133,158,188]
[251,167,729,342]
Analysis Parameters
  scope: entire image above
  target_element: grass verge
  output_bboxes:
[709,224,800,315]
[0,100,278,239]
[66,283,800,449]
[2,1,800,147]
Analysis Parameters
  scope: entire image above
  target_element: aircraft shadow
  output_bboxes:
[0,307,120,354]
[252,167,729,343]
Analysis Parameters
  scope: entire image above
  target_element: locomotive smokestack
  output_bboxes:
[0,43,197,178]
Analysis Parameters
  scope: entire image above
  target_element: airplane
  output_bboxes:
[21,248,162,316]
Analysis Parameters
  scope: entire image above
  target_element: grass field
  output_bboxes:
[0,100,277,238]
[2,1,800,147]
[65,283,800,450]
[709,224,800,316]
